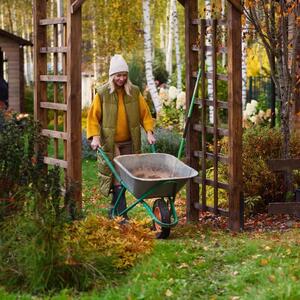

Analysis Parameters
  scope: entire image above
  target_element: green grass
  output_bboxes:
[79,159,300,300]
[74,228,300,300]
[2,158,300,299]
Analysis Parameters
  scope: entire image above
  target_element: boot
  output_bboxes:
[108,185,129,220]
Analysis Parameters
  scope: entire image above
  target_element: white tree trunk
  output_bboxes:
[206,0,214,124]
[92,19,98,79]
[242,20,249,108]
[166,0,175,76]
[143,0,161,112]
[57,0,64,73]
[172,1,182,91]
[27,24,34,83]
[160,23,165,50]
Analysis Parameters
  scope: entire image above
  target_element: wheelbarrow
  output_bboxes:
[97,147,198,239]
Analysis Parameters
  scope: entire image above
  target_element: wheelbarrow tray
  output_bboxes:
[114,153,198,199]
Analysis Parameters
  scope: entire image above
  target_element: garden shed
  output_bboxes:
[0,29,32,112]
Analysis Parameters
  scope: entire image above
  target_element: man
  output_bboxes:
[87,54,155,219]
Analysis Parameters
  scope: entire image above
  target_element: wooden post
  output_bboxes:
[33,0,47,126]
[19,47,24,112]
[185,0,200,222]
[0,48,3,79]
[67,0,82,213]
[227,1,243,231]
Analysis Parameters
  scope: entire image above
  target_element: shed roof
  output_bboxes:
[0,28,32,46]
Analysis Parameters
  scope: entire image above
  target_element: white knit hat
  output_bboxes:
[109,54,129,76]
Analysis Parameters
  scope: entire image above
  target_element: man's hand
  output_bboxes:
[91,136,101,150]
[147,131,156,145]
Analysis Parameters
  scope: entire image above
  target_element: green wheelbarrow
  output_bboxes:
[97,147,198,239]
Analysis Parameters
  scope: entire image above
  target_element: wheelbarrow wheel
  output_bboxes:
[152,198,171,239]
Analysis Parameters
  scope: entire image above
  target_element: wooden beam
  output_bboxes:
[40,47,68,53]
[185,0,199,222]
[268,202,300,216]
[71,0,86,14]
[44,157,68,169]
[267,159,300,171]
[227,0,243,14]
[39,17,67,25]
[34,0,47,126]
[41,129,69,140]
[227,1,243,231]
[67,0,82,213]
[40,102,67,111]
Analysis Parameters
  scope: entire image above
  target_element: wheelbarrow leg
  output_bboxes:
[109,185,129,220]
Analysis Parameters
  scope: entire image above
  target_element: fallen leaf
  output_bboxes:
[178,263,189,269]
[165,289,173,297]
[268,275,276,282]
[260,259,268,266]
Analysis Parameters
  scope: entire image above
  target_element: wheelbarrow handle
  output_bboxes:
[150,143,156,153]
[97,147,122,184]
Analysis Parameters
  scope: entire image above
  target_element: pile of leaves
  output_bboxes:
[64,215,154,270]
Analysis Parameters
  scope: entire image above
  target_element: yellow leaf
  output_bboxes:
[165,289,173,297]
[260,259,269,266]
[268,275,276,282]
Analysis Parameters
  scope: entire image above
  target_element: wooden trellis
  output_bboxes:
[180,0,243,231]
[34,0,84,213]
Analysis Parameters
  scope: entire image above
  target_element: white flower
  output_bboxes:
[245,100,258,116]
[176,91,186,109]
[249,115,258,123]
[159,87,171,106]
[258,110,265,119]
[168,86,178,100]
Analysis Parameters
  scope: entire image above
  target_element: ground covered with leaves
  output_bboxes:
[2,160,300,299]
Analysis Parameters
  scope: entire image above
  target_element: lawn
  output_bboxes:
[2,159,300,299]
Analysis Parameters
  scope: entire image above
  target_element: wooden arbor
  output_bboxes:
[33,0,84,213]
[0,29,32,112]
[179,0,243,231]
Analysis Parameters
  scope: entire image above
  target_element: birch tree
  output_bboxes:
[166,0,175,76]
[143,0,161,112]
[243,0,300,190]
[173,0,182,91]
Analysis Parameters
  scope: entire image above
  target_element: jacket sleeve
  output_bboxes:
[87,93,102,139]
[138,93,154,132]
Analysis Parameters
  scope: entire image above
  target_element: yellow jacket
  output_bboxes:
[87,88,154,142]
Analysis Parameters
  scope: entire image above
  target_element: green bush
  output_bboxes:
[142,126,183,157]
[218,126,300,212]
[153,48,169,84]
[0,110,47,202]
[128,56,145,91]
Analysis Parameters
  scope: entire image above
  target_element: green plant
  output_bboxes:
[0,110,47,202]
[142,127,183,157]
[128,56,146,91]
[153,48,169,84]
[156,105,184,131]
[218,126,300,212]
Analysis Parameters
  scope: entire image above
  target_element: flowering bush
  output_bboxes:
[217,127,300,212]
[242,99,275,127]
[176,91,186,109]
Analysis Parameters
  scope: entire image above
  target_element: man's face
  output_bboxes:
[113,72,128,87]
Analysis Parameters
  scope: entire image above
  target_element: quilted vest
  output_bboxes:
[96,83,141,196]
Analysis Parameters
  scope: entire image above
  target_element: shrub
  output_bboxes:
[82,129,97,160]
[0,110,47,202]
[142,127,183,157]
[128,56,146,91]
[0,212,154,292]
[217,126,300,212]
